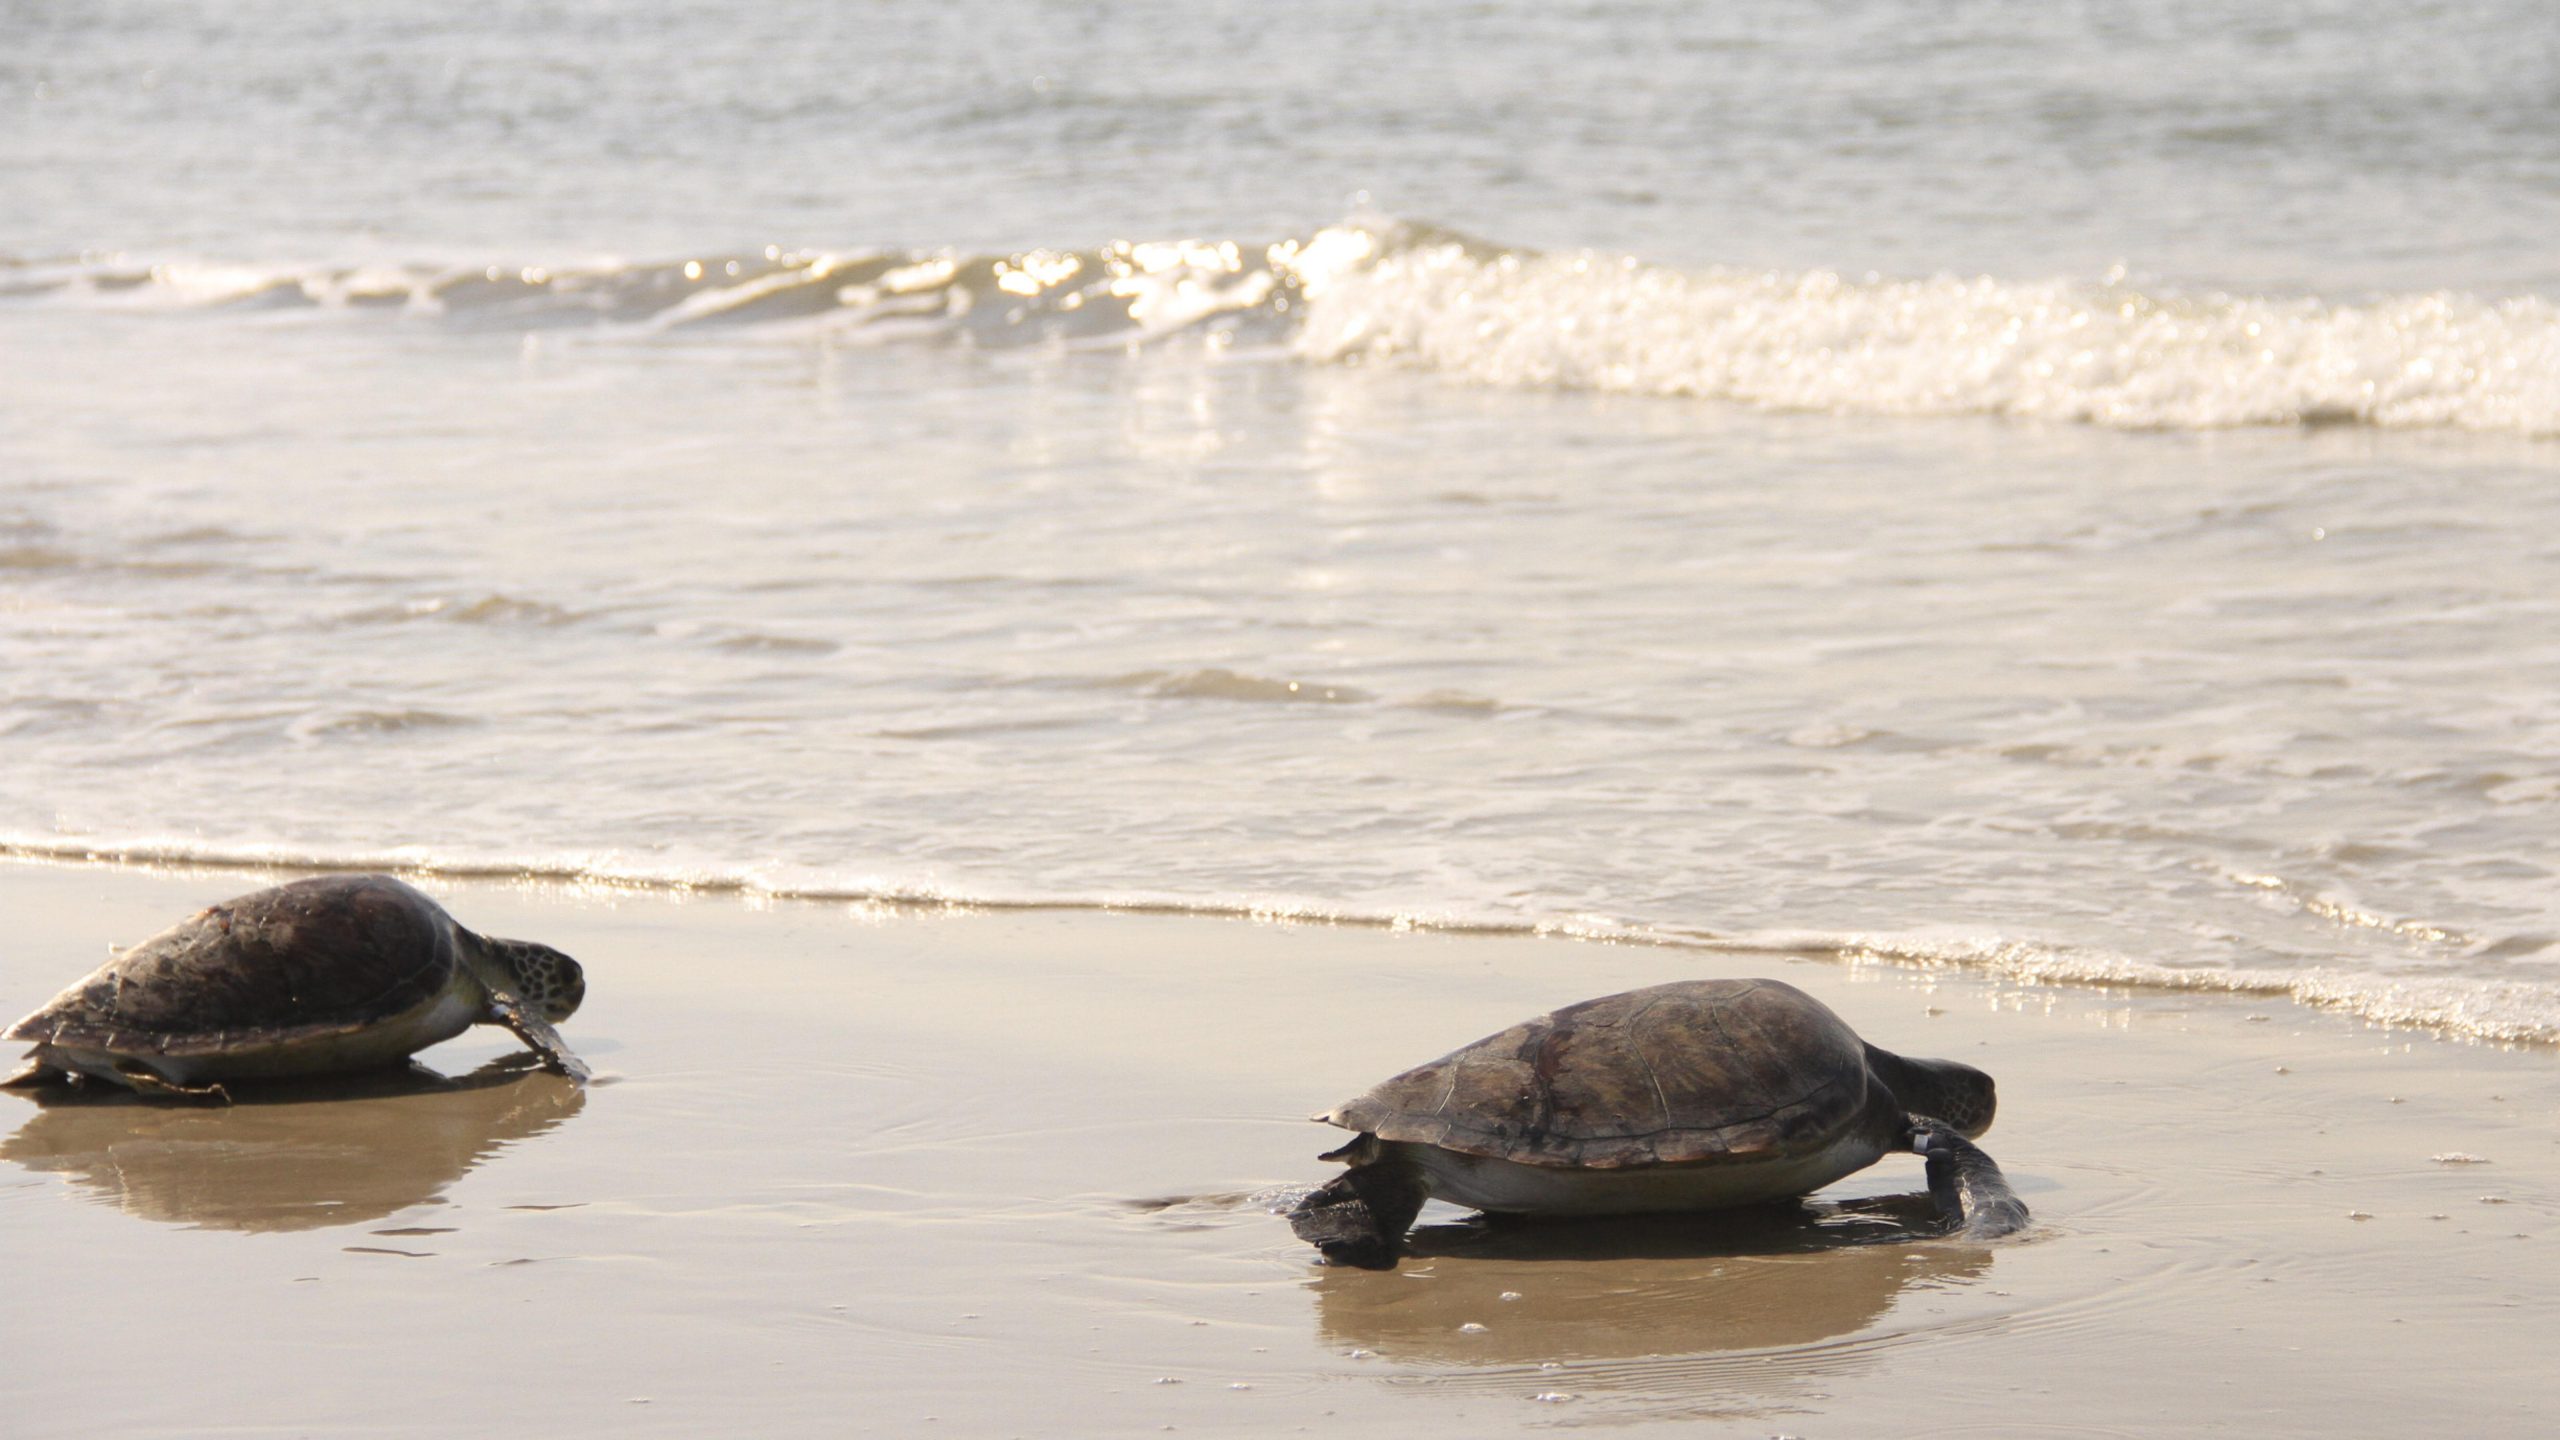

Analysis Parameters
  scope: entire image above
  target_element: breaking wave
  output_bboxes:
[9,219,2558,436]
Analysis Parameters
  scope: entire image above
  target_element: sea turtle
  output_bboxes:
[1288,977,2026,1267]
[3,874,589,1101]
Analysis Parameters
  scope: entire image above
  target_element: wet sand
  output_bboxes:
[3,860,2555,1437]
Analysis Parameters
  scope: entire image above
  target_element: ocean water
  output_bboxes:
[5,2,2558,1039]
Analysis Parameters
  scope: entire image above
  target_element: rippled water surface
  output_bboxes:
[5,0,2558,1037]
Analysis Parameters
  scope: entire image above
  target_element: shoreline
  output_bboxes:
[8,843,2550,1051]
[3,858,2555,1436]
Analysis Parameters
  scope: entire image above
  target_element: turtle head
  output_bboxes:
[484,939,586,1023]
[1866,1046,1997,1138]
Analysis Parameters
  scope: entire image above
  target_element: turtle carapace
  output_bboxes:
[1288,978,2026,1267]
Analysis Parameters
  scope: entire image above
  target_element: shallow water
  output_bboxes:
[6,2,2559,1038]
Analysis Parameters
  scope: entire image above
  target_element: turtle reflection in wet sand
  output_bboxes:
[1290,978,2028,1268]
[0,1054,585,1230]
[4,874,589,1101]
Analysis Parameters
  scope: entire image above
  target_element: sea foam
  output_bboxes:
[8,838,2557,1047]
[1291,235,2560,435]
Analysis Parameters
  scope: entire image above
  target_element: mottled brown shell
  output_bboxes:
[1324,978,1885,1170]
[4,875,464,1057]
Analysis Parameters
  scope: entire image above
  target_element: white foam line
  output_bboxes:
[1737,929,2560,1046]
[6,836,2554,1046]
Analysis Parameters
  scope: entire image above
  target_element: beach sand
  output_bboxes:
[2,859,2553,1437]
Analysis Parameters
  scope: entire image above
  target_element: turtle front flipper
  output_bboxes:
[486,991,592,1083]
[1289,1135,1428,1269]
[1911,1116,2028,1239]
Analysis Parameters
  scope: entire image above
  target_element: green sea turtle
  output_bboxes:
[1288,978,2026,1268]
[3,874,589,1101]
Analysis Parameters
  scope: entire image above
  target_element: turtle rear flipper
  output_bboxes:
[3,1056,68,1089]
[487,991,591,1083]
[1911,1117,2028,1239]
